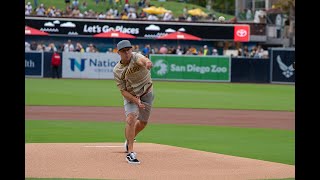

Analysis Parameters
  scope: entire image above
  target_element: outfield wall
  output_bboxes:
[25,48,295,84]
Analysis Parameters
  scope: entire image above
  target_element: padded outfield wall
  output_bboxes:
[25,49,294,84]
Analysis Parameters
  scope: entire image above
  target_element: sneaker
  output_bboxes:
[126,152,140,164]
[124,139,136,153]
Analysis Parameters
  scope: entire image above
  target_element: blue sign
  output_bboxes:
[25,52,43,77]
[270,48,295,84]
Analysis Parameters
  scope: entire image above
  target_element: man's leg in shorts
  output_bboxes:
[125,113,137,153]
[134,91,154,137]
[124,100,139,153]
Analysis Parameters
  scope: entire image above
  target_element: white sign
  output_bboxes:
[62,52,120,79]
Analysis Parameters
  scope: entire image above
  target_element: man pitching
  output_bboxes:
[113,40,154,164]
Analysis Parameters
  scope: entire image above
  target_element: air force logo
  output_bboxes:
[276,55,295,78]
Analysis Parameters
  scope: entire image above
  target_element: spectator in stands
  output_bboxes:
[106,11,114,19]
[36,43,44,52]
[80,1,88,11]
[183,6,188,18]
[48,6,57,17]
[72,0,79,8]
[246,8,252,20]
[163,11,173,21]
[159,44,168,54]
[25,42,31,51]
[46,43,57,52]
[176,45,183,55]
[30,41,38,51]
[86,43,97,52]
[138,10,147,19]
[237,48,243,57]
[186,46,197,55]
[98,12,106,19]
[63,39,75,52]
[51,50,61,79]
[212,48,218,56]
[128,9,137,19]
[25,2,32,15]
[138,0,145,7]
[178,14,186,21]
[65,5,73,16]
[71,6,81,17]
[75,42,85,52]
[147,14,159,20]
[36,4,46,16]
[133,45,141,53]
[203,45,209,55]
[106,48,113,53]
[243,46,249,57]
[142,44,150,57]
[121,12,129,19]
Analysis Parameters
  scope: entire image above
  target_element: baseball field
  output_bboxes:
[25,78,295,180]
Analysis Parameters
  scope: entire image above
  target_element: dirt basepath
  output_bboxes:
[25,106,295,179]
[25,106,295,130]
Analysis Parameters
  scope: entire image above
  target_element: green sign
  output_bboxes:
[150,55,231,82]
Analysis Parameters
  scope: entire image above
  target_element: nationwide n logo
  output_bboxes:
[69,58,87,71]
[276,55,295,78]
[153,59,168,76]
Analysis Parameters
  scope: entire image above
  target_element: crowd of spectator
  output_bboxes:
[25,0,219,22]
[25,39,268,58]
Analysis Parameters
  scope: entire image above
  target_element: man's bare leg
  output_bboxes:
[125,113,137,153]
[135,120,147,137]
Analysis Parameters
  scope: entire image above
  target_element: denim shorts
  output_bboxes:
[124,91,155,122]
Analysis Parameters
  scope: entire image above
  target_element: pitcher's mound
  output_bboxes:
[26,143,294,180]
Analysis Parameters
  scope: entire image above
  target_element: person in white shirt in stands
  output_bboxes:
[163,11,173,21]
[25,2,32,15]
[63,40,75,52]
[212,48,218,56]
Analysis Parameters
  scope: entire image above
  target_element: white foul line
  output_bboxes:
[83,145,123,148]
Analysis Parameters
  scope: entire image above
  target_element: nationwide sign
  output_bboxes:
[25,16,250,41]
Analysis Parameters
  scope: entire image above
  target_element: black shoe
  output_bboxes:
[126,152,140,164]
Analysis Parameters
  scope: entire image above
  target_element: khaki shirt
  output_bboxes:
[113,52,152,96]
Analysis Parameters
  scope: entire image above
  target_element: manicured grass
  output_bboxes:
[25,78,295,111]
[26,120,295,165]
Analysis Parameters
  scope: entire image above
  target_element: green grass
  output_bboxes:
[26,120,295,165]
[25,78,295,111]
[25,0,233,20]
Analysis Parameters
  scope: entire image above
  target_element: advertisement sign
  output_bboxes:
[25,17,240,40]
[270,48,295,84]
[150,55,230,82]
[25,52,43,77]
[234,25,250,42]
[62,52,120,79]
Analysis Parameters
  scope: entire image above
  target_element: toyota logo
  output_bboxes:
[236,29,247,37]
